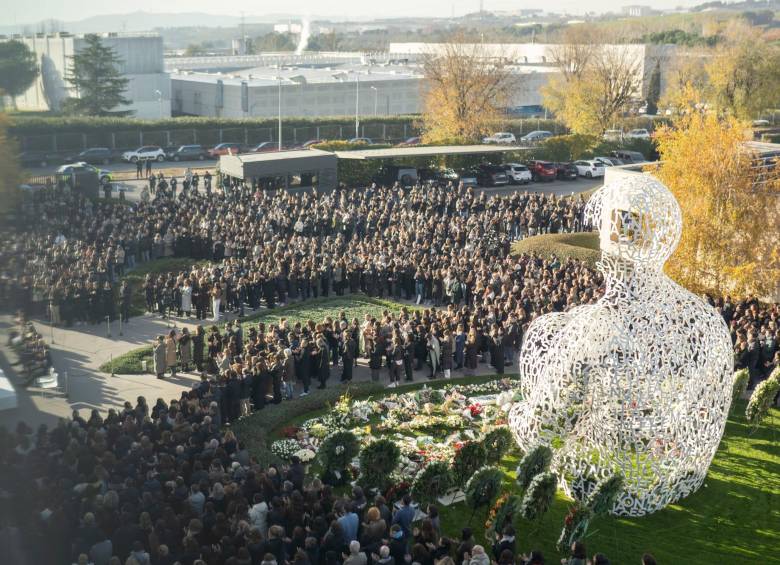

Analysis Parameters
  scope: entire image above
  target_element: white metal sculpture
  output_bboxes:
[509,174,733,516]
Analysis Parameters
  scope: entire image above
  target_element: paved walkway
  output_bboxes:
[0,305,510,430]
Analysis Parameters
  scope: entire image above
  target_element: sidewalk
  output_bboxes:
[0,308,510,430]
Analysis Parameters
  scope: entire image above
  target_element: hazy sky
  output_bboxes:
[6,0,703,25]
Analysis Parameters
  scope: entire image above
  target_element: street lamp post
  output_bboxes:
[370,86,378,116]
[154,89,163,119]
[278,77,283,151]
[354,72,360,138]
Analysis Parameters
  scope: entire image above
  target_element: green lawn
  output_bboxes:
[511,232,601,266]
[99,294,412,374]
[243,377,779,565]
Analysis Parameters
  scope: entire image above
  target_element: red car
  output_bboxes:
[247,142,279,153]
[208,143,244,157]
[528,160,557,182]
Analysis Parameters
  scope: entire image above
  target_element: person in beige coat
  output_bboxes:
[165,329,178,376]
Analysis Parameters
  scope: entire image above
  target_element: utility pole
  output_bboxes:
[370,86,378,116]
[355,73,360,138]
[278,77,283,150]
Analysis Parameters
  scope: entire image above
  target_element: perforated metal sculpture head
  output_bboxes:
[585,175,682,269]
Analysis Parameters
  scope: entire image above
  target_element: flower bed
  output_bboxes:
[269,378,521,492]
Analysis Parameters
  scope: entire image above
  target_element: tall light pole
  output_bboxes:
[154,89,163,119]
[370,86,378,116]
[277,77,283,150]
[354,72,360,138]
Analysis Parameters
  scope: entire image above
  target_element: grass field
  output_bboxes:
[244,376,780,565]
[99,294,411,374]
[511,232,601,266]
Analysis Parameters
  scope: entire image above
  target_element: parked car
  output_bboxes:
[603,129,623,142]
[247,142,279,153]
[752,119,771,127]
[610,150,646,164]
[477,164,509,186]
[554,162,579,180]
[397,136,421,146]
[457,169,479,188]
[302,139,325,148]
[503,163,532,185]
[65,147,113,165]
[594,156,621,167]
[166,144,209,161]
[58,162,113,185]
[482,132,517,144]
[418,167,458,184]
[527,160,556,182]
[18,150,58,168]
[625,128,651,140]
[208,143,245,158]
[122,146,165,163]
[373,165,418,186]
[348,137,373,144]
[520,130,553,144]
[573,160,605,178]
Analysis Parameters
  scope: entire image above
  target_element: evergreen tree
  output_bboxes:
[64,34,130,116]
[645,61,661,116]
[0,40,38,110]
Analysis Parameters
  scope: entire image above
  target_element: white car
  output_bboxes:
[57,162,113,185]
[625,128,651,140]
[603,129,623,141]
[520,130,553,143]
[504,163,532,184]
[482,132,517,144]
[122,145,166,163]
[573,160,606,178]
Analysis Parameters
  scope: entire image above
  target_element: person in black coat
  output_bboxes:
[297,340,313,395]
[270,355,283,404]
[403,334,415,382]
[225,371,242,423]
[340,332,357,383]
[193,325,205,372]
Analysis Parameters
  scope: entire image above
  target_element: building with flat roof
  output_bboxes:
[3,32,170,118]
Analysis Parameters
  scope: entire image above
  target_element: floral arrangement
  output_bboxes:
[411,460,455,505]
[294,448,316,463]
[516,445,553,491]
[453,441,488,486]
[318,430,360,473]
[485,493,521,539]
[519,471,557,521]
[464,466,504,511]
[586,474,624,516]
[359,438,401,492]
[557,503,592,552]
[746,367,780,429]
[732,368,750,404]
[271,439,300,460]
[385,480,412,503]
[483,426,514,463]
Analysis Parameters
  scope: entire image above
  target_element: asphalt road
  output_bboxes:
[25,159,602,199]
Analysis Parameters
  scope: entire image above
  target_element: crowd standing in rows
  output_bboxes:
[0,175,777,565]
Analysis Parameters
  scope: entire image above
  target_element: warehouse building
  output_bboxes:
[4,32,170,118]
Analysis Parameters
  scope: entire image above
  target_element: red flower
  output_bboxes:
[454,441,464,451]
[469,403,483,417]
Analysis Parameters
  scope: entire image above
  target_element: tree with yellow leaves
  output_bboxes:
[420,39,516,143]
[706,32,780,120]
[654,106,779,297]
[0,113,23,218]
[543,45,642,134]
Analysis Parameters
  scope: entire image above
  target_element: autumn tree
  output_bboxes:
[63,34,130,116]
[0,40,38,110]
[0,113,23,218]
[654,106,780,297]
[706,32,780,119]
[421,39,517,143]
[660,47,711,113]
[543,44,642,134]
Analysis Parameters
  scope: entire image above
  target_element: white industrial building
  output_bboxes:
[171,64,425,118]
[388,42,676,96]
[170,57,556,118]
[5,32,170,118]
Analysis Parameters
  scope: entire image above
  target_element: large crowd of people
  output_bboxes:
[0,176,778,565]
